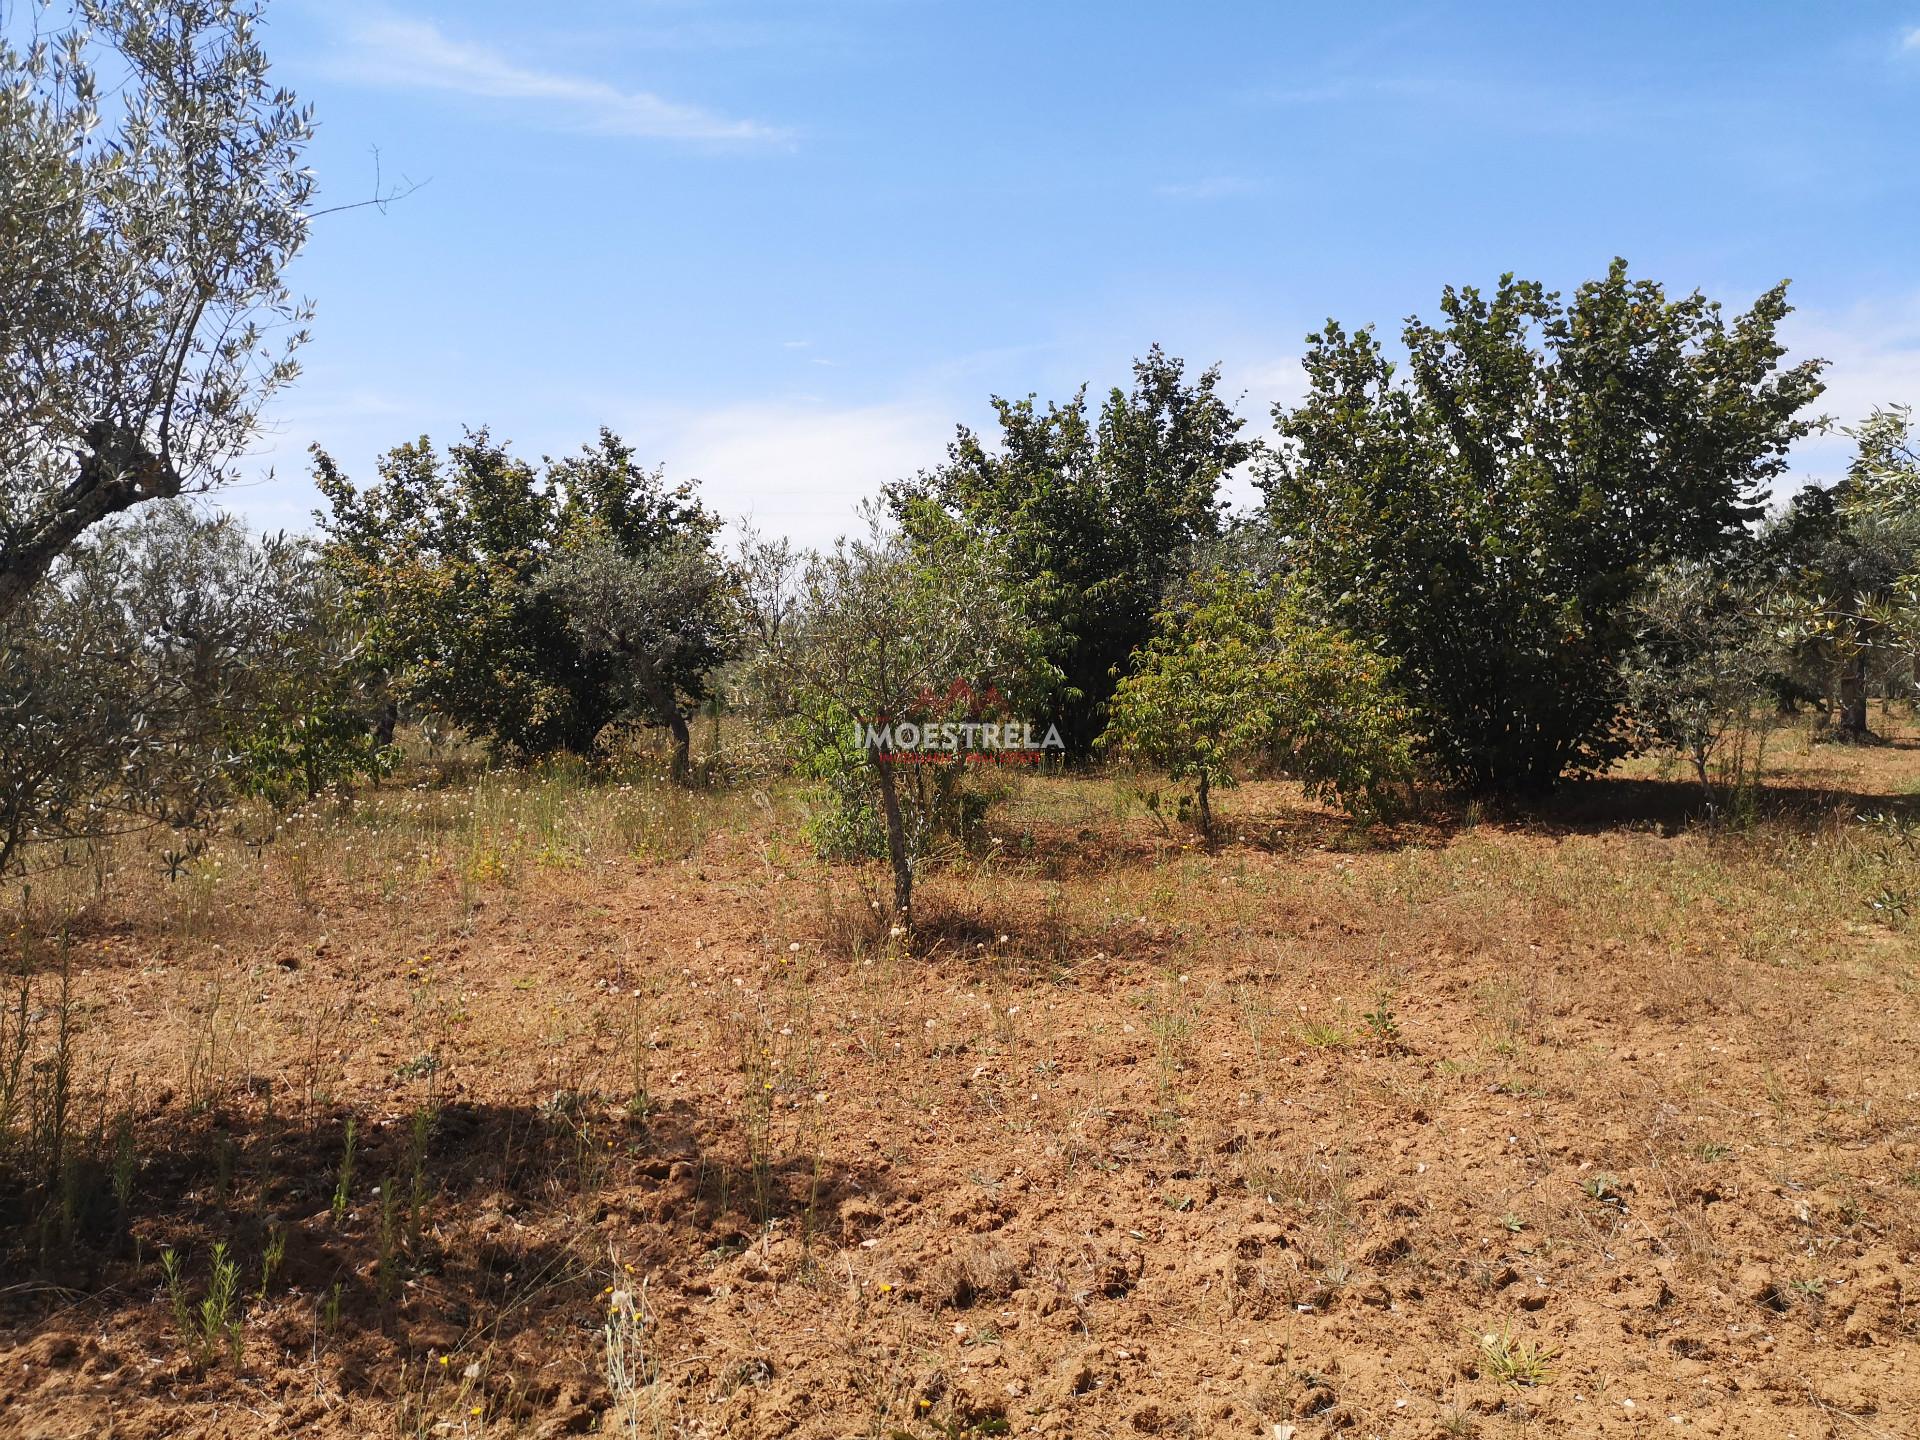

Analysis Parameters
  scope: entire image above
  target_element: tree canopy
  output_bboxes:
[890,346,1253,754]
[1,0,314,621]
[768,509,1054,922]
[1261,260,1825,793]
[1103,571,1415,834]
[314,428,734,765]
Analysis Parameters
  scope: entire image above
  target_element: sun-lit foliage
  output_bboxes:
[1,0,315,621]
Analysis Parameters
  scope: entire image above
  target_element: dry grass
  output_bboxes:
[3,713,1919,1437]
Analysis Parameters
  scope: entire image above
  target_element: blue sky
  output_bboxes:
[233,1,1920,545]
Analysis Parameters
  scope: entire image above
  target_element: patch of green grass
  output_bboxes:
[1478,1325,1557,1387]
[1298,1015,1352,1049]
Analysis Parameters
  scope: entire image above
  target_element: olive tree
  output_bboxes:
[537,532,738,783]
[1621,561,1777,804]
[1762,411,1920,742]
[771,509,1053,926]
[729,521,805,721]
[1,0,314,622]
[0,503,383,874]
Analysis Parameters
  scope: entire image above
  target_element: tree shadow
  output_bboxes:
[996,804,1453,873]
[968,769,1920,876]
[0,1082,887,1421]
[1473,774,1920,837]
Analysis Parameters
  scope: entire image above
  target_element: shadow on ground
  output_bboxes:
[0,1082,886,1421]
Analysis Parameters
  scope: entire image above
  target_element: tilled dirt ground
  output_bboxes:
[3,749,1918,1439]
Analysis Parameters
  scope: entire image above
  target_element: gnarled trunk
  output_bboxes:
[0,427,181,624]
[1833,653,1874,743]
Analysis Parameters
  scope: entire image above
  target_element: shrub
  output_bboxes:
[1102,571,1416,834]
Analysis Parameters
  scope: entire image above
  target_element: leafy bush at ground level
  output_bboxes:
[1102,570,1417,833]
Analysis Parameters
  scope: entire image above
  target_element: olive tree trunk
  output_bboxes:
[872,754,914,925]
[1834,653,1874,743]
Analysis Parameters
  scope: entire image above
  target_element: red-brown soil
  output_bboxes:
[3,734,1918,1438]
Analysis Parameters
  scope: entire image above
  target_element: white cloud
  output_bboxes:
[1778,293,1920,493]
[331,16,785,143]
[1231,355,1308,411]
[1903,25,1920,52]
[649,399,959,548]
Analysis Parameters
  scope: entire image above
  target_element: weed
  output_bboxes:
[1361,996,1401,1046]
[109,1105,136,1230]
[406,1105,435,1248]
[331,1117,356,1223]
[1298,1014,1352,1049]
[162,1247,194,1340]
[394,1348,498,1438]
[1788,1276,1827,1306]
[1478,1324,1557,1387]
[162,1243,244,1368]
[624,984,661,1123]
[258,1225,286,1298]
[203,1242,244,1366]
[737,1021,778,1224]
[604,1277,667,1438]
[1581,1174,1625,1208]
[377,1177,401,1305]
[1145,987,1196,1110]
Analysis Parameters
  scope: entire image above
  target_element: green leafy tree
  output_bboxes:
[1621,561,1777,804]
[1099,571,1270,835]
[1261,261,1824,794]
[2,0,315,621]
[891,347,1253,753]
[314,428,734,766]
[314,431,576,754]
[230,561,393,808]
[538,531,737,783]
[770,509,1054,925]
[1263,596,1420,822]
[1102,571,1414,835]
[1764,408,1920,741]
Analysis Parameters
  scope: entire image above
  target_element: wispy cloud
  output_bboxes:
[1902,25,1920,52]
[1247,67,1735,143]
[331,16,786,144]
[1252,73,1448,108]
[1155,176,1267,202]
[1779,293,1920,492]
[648,399,957,548]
